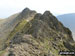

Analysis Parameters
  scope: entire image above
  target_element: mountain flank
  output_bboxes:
[0,8,75,56]
[57,13,75,40]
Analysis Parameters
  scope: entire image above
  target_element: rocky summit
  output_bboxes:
[0,8,75,56]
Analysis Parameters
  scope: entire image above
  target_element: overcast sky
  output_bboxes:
[0,0,75,18]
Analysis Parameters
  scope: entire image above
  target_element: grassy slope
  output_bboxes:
[0,19,28,55]
[6,19,28,45]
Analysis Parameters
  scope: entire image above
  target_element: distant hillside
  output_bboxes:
[0,19,5,23]
[57,13,75,40]
[0,19,3,21]
[0,19,6,26]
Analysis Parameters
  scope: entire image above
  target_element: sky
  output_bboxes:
[0,0,75,18]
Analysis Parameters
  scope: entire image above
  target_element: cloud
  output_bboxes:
[0,0,75,18]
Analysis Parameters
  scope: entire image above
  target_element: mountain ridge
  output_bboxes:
[0,8,75,56]
[0,8,37,50]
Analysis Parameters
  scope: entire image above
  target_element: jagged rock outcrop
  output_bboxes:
[0,8,75,56]
[0,8,36,50]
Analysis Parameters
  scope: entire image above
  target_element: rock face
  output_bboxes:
[0,8,75,56]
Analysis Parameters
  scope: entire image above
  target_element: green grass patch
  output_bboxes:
[0,50,6,56]
[6,19,28,45]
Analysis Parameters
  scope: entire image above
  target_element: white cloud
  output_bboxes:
[0,0,75,18]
